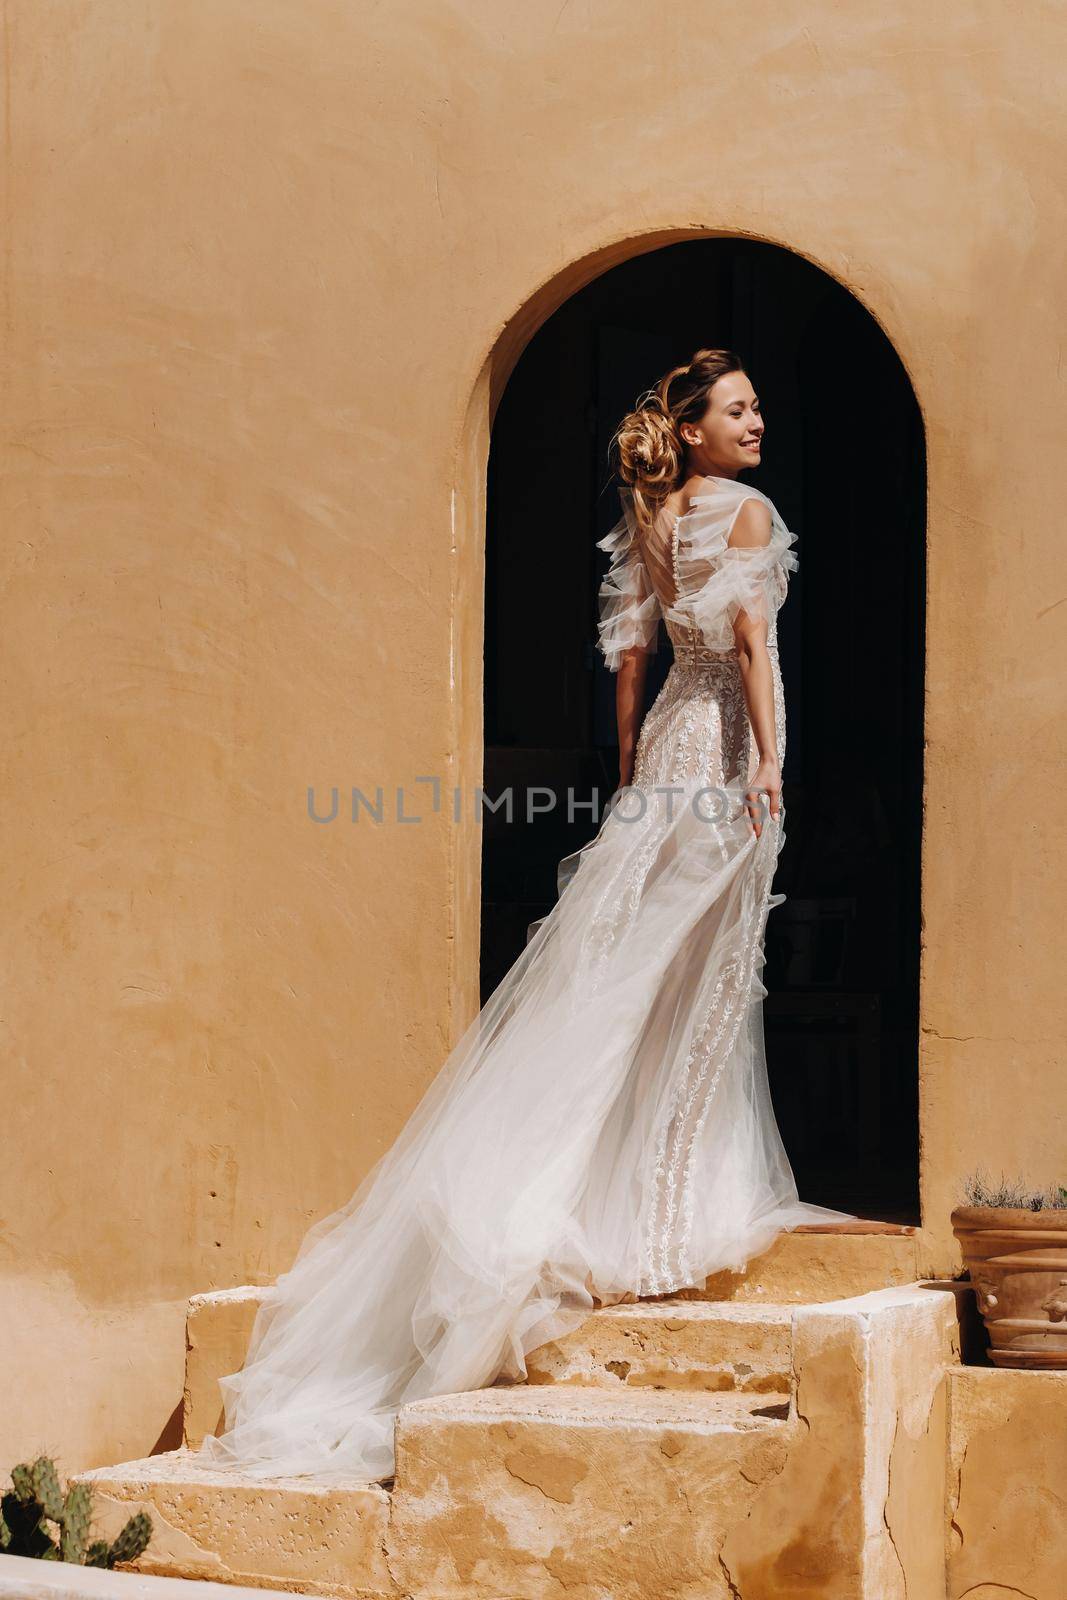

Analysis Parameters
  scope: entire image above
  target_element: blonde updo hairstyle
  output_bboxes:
[611,347,745,531]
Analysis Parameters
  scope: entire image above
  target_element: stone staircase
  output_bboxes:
[75,1224,965,1599]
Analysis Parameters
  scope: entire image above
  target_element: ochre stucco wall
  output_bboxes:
[2,2,1065,1469]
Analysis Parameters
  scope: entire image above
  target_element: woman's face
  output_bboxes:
[682,370,764,475]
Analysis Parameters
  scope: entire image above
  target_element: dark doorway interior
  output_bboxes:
[481,238,925,1224]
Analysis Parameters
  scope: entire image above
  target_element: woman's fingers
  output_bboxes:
[744,785,781,837]
[744,786,762,837]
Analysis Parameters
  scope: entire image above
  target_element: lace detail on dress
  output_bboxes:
[575,810,665,998]
[189,474,849,1487]
[624,645,788,1296]
[617,481,794,1296]
[639,852,786,1294]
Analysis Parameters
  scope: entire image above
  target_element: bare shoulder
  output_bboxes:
[663,474,708,519]
[727,495,772,549]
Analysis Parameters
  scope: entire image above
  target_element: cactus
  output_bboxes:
[1,1458,56,1562]
[30,1458,64,1523]
[106,1510,152,1567]
[0,1489,55,1559]
[0,1455,153,1568]
[9,1465,33,1504]
[58,1483,93,1564]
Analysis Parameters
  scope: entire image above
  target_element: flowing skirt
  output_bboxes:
[196,658,851,1482]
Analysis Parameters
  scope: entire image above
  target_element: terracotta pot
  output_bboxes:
[952,1205,1067,1369]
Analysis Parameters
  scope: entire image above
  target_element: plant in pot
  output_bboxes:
[952,1172,1067,1369]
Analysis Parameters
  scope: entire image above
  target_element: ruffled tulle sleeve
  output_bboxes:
[594,491,663,672]
[669,481,798,652]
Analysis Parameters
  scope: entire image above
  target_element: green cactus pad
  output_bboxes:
[84,1538,112,1568]
[107,1509,152,1567]
[58,1482,93,1564]
[30,1459,63,1523]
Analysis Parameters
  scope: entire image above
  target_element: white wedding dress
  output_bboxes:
[196,473,852,1483]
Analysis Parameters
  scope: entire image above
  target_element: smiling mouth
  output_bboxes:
[742,441,761,450]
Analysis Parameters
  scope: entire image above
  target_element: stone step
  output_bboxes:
[519,1298,793,1394]
[76,1389,795,1599]
[185,1295,794,1452]
[388,1385,795,1599]
[0,1550,322,1600]
[683,1220,919,1303]
[184,1224,915,1444]
[73,1450,394,1599]
[77,1285,958,1599]
[184,1286,264,1450]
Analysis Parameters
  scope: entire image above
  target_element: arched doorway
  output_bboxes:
[481,237,925,1222]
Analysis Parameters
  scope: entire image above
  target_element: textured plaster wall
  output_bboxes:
[947,1367,1067,1600]
[2,1,1065,1467]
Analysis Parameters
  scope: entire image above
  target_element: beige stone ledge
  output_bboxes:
[72,1453,393,1599]
[185,1287,268,1449]
[0,1551,319,1600]
[679,1227,920,1303]
[390,1384,794,1598]
[719,1285,957,1600]
[397,1380,792,1432]
[523,1297,793,1393]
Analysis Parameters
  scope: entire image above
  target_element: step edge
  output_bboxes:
[74,1450,389,1498]
[397,1389,792,1429]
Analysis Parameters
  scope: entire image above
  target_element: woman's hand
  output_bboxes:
[744,757,782,839]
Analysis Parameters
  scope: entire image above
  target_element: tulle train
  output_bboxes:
[196,776,848,1482]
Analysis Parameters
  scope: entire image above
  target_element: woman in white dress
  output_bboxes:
[196,346,851,1484]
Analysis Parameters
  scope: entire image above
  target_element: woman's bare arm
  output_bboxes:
[615,645,652,788]
[734,621,778,764]
[729,500,781,836]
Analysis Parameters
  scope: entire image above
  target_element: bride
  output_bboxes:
[196,346,851,1484]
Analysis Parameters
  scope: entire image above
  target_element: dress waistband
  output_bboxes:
[672,642,778,666]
